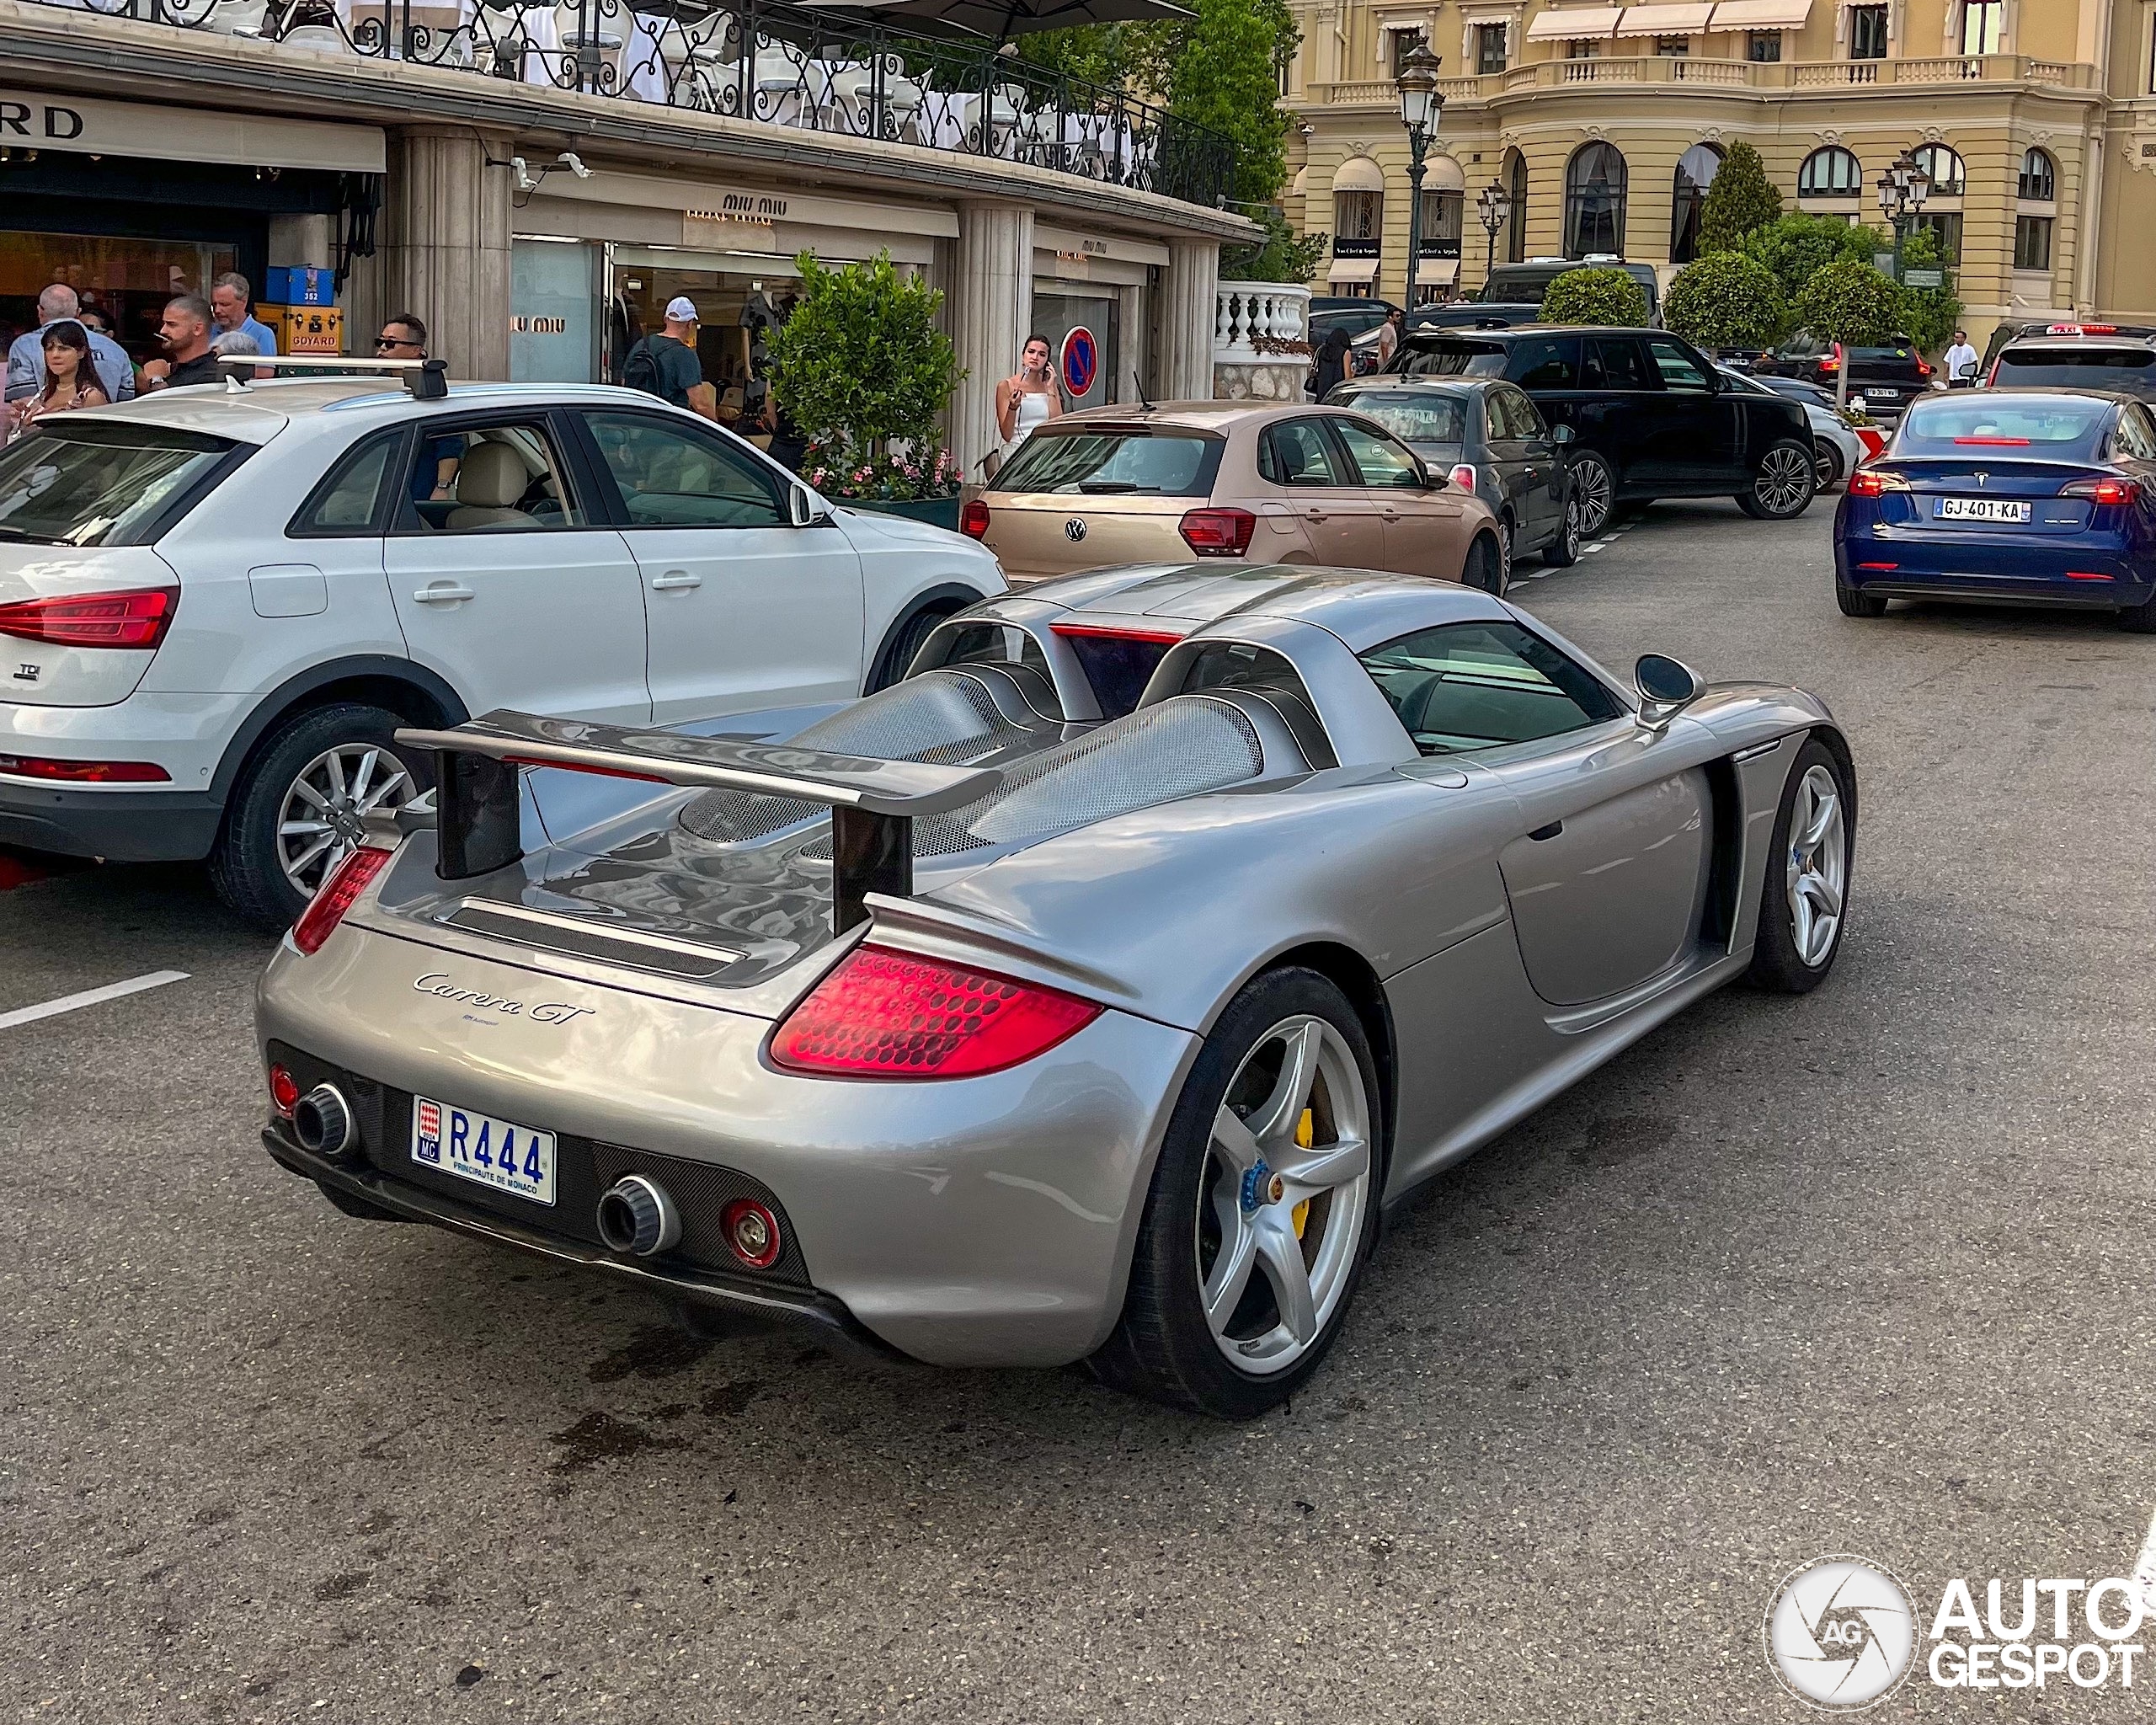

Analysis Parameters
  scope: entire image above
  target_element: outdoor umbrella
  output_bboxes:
[803,0,1191,46]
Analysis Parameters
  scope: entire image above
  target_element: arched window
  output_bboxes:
[1670,142,1725,264]
[1798,146,1863,199]
[2018,147,2057,202]
[1505,149,1528,262]
[1565,142,1628,259]
[1913,143,1965,196]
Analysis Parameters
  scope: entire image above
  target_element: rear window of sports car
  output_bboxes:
[0,421,240,547]
[992,430,1222,497]
[1360,622,1621,755]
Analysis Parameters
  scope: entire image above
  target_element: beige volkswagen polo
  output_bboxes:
[961,401,1507,590]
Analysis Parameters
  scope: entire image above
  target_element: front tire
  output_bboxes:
[1812,438,1844,491]
[1568,451,1614,539]
[1540,498,1582,567]
[1089,969,1381,1418]
[1745,739,1854,994]
[208,702,424,932]
[1737,438,1817,521]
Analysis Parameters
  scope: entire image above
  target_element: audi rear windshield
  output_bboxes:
[993,430,1223,497]
[0,420,240,547]
[1993,348,2156,393]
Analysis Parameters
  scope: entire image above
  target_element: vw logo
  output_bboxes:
[1064,518,1087,542]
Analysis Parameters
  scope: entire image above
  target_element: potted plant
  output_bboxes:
[765,250,966,531]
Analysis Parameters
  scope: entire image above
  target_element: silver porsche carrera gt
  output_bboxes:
[255,564,1856,1418]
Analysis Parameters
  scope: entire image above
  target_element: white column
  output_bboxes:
[381,128,514,382]
[1159,238,1220,401]
[946,201,1033,481]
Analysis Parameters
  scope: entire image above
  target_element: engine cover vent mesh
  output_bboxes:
[678,671,1028,846]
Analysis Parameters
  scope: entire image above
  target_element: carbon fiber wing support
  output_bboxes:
[395,710,1003,935]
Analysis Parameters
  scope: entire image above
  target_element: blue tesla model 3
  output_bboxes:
[1833,389,2156,631]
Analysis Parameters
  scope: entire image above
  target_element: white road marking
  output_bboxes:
[2132,1505,2156,1612]
[1582,542,1609,554]
[0,969,189,1032]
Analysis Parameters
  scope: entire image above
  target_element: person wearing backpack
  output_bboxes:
[622,296,713,419]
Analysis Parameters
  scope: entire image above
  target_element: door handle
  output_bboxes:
[1528,820,1564,841]
[649,572,702,591]
[412,583,473,604]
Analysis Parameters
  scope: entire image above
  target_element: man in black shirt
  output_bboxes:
[622,296,712,418]
[144,296,221,390]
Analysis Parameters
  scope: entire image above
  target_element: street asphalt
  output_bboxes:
[3,497,2153,1723]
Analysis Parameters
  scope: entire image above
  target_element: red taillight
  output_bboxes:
[1820,345,1841,375]
[721,1199,782,1269]
[1847,470,1894,498]
[769,943,1102,1079]
[2066,570,2116,581]
[1855,561,1898,570]
[0,753,169,782]
[959,499,990,539]
[269,1064,299,1118]
[1916,356,1933,377]
[1448,464,1476,493]
[2063,477,2143,507]
[1953,436,2031,446]
[1177,507,1256,557]
[291,845,392,955]
[0,587,174,649]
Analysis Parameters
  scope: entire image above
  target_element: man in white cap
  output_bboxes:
[621,294,713,419]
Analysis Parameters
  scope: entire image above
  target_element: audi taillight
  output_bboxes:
[291,845,392,956]
[959,499,990,539]
[2063,477,2143,507]
[0,753,170,782]
[0,587,175,649]
[1448,464,1476,493]
[769,944,1102,1079]
[1177,507,1256,557]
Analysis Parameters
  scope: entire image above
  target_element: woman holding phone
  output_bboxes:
[995,334,1063,466]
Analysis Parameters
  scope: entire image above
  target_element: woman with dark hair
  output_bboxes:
[10,320,108,439]
[1310,323,1353,401]
[995,333,1063,465]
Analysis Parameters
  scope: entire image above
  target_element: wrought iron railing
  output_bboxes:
[31,0,1239,207]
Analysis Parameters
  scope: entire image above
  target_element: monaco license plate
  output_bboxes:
[1935,497,2031,523]
[411,1096,556,1205]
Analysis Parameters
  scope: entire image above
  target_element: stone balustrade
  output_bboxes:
[1213,281,1311,403]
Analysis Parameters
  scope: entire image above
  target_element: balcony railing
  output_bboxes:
[27,0,1238,206]
[1303,51,2095,104]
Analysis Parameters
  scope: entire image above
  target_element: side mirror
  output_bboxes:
[788,485,820,527]
[1550,424,1576,446]
[1418,461,1447,489]
[1635,654,1703,730]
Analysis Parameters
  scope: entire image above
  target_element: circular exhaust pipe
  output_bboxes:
[292,1084,357,1158]
[596,1175,681,1258]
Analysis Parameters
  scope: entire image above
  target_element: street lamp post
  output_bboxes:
[1476,178,1511,292]
[1853,147,1931,414]
[1396,45,1444,314]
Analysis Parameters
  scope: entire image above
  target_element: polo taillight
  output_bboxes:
[1177,507,1256,556]
[769,944,1101,1079]
[291,845,392,956]
[0,587,175,649]
[959,499,990,539]
[1448,464,1476,493]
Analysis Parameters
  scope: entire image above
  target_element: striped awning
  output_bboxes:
[1613,3,1716,35]
[1525,7,1624,40]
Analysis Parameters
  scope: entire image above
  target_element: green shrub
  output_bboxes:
[1662,252,1789,350]
[1540,267,1650,328]
[1698,142,1782,253]
[1743,213,1882,306]
[1792,259,1905,348]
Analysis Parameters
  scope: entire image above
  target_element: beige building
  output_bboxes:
[1284,0,2156,348]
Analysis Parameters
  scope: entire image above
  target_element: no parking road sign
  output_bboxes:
[1059,326,1098,399]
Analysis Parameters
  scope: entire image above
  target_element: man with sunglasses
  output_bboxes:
[379,313,462,505]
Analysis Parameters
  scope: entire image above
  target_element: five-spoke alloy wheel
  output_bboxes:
[1747,738,1854,992]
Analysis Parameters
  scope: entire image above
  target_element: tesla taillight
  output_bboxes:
[2063,477,2143,507]
[959,499,990,538]
[291,845,392,956]
[769,944,1102,1079]
[0,753,169,782]
[0,587,175,649]
[1177,507,1256,556]
[1448,464,1477,493]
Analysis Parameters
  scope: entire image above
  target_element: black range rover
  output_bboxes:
[1385,325,1816,537]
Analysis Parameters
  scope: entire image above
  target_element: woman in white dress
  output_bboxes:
[995,334,1063,468]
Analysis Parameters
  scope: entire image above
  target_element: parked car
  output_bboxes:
[1976,320,2156,381]
[1983,334,2156,401]
[1835,389,2156,629]
[256,563,1858,1418]
[1747,372,1839,414]
[0,373,1003,927]
[1385,326,1817,536]
[1714,365,1862,491]
[1325,377,1580,581]
[960,401,1506,591]
[1477,258,1663,325]
[1757,332,1935,423]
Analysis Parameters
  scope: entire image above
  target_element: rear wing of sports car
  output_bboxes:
[392,710,1001,934]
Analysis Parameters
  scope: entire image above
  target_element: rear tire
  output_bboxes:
[1745,739,1854,994]
[1460,532,1507,596]
[867,603,956,692]
[1737,439,1817,521]
[2118,591,2156,633]
[1812,438,1843,491]
[209,702,426,933]
[1088,968,1382,1418]
[1835,579,1888,618]
[1567,451,1614,539]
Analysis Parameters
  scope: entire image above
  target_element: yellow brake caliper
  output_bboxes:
[1292,1109,1314,1239]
